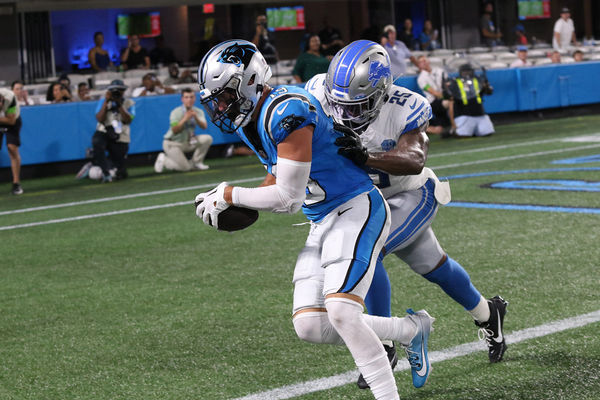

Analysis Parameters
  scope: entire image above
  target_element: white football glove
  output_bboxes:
[194,182,230,229]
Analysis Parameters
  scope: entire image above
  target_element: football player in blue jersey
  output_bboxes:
[305,40,508,390]
[194,40,435,399]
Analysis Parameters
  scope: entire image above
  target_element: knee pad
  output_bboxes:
[292,311,343,345]
[324,297,364,332]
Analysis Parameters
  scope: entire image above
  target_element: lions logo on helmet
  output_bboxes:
[368,61,391,88]
[218,43,257,68]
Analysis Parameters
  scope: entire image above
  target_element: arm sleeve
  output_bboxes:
[231,157,311,214]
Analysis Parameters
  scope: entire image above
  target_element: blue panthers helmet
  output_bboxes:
[325,40,392,132]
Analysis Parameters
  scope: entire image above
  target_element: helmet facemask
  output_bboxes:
[325,87,386,133]
[200,75,256,133]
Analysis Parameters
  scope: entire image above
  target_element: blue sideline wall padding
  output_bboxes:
[2,62,600,168]
[0,95,240,167]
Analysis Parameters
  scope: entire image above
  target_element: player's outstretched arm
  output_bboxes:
[366,125,429,176]
[228,126,314,214]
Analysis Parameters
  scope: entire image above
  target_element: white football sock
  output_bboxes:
[469,295,491,323]
[325,298,399,400]
[363,314,417,346]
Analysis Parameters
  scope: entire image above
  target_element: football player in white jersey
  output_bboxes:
[194,40,434,399]
[306,40,508,390]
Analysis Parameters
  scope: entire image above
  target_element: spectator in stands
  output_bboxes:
[573,49,584,62]
[292,35,331,83]
[92,79,135,182]
[382,24,418,78]
[550,50,562,64]
[163,63,195,86]
[11,80,34,106]
[416,55,450,135]
[318,17,345,57]
[399,18,416,50]
[46,82,72,103]
[88,31,113,72]
[480,2,502,47]
[514,24,528,46]
[154,88,212,173]
[149,35,177,67]
[510,46,532,67]
[447,63,495,137]
[251,15,278,64]
[419,20,440,51]
[76,82,92,101]
[0,88,24,194]
[59,74,72,92]
[553,8,578,51]
[121,34,150,70]
[132,73,175,97]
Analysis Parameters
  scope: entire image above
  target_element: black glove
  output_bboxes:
[333,122,369,166]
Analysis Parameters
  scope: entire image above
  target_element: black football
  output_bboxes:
[216,206,259,232]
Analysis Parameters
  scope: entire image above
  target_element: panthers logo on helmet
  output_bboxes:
[218,43,257,68]
[280,115,306,133]
[368,61,391,87]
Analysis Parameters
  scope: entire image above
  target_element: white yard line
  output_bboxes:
[0,201,191,231]
[431,143,600,170]
[429,135,600,158]
[0,177,263,216]
[1,143,599,230]
[233,309,600,400]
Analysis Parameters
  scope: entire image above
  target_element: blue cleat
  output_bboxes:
[404,308,434,388]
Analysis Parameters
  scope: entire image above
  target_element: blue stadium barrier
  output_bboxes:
[2,61,600,168]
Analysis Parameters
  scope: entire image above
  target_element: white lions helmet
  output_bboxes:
[197,40,272,133]
[325,40,392,132]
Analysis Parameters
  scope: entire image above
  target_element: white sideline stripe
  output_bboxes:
[0,201,191,231]
[429,133,600,158]
[0,177,262,217]
[233,309,600,400]
[431,143,600,170]
[1,143,598,231]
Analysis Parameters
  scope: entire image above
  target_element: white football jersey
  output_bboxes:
[306,73,434,197]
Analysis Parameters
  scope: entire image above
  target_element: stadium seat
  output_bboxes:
[471,53,495,61]
[532,42,552,49]
[533,58,552,66]
[483,61,508,69]
[527,49,548,58]
[468,46,490,54]
[491,45,509,52]
[427,56,444,68]
[432,48,454,56]
[495,52,518,62]
[124,69,150,79]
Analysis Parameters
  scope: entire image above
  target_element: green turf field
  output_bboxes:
[1,114,599,400]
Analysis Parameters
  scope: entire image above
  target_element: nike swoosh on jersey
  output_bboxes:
[337,207,353,216]
[276,103,289,115]
[493,309,504,343]
[409,99,418,109]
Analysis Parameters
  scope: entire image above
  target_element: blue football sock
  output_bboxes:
[364,255,392,317]
[423,255,481,311]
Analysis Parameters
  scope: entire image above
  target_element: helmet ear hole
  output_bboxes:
[248,74,256,85]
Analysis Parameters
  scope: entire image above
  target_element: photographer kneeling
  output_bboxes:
[93,80,135,182]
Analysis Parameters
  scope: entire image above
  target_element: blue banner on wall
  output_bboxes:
[2,62,600,168]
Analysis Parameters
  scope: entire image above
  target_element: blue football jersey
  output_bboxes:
[236,85,374,222]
